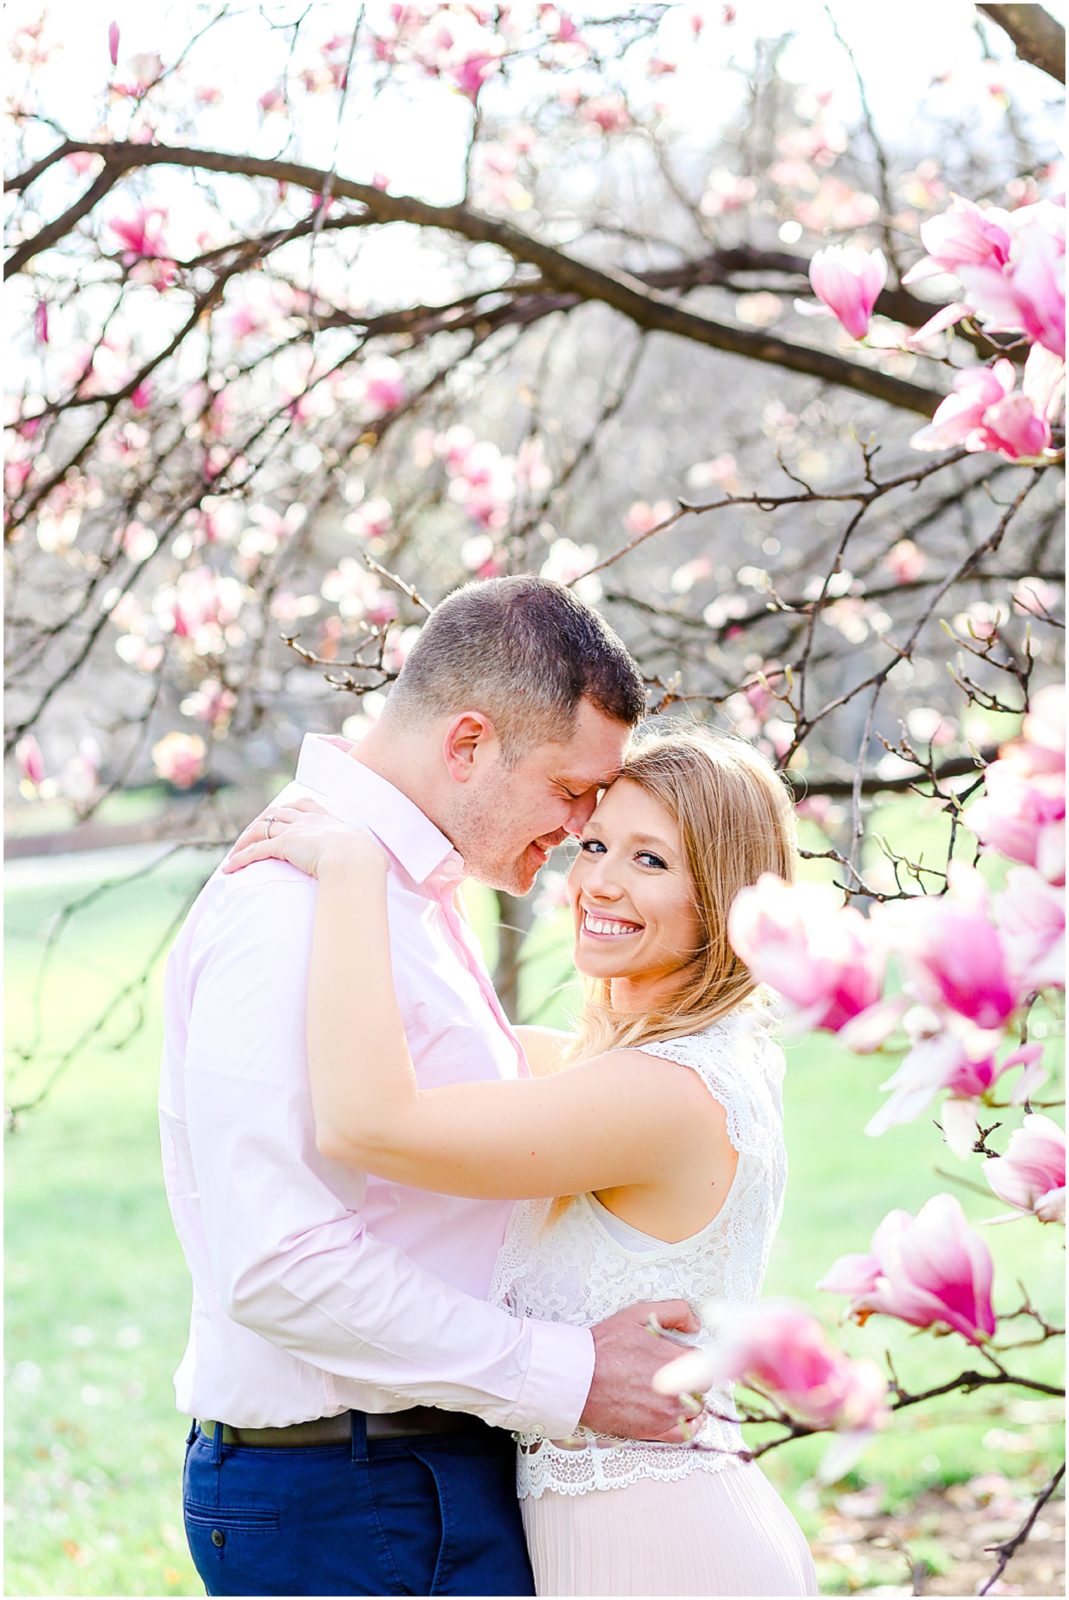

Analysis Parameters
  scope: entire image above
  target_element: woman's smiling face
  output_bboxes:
[567,777,703,1008]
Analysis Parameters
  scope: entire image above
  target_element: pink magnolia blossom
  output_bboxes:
[515,437,552,496]
[321,560,399,627]
[985,1115,1066,1223]
[975,392,1052,458]
[580,94,632,134]
[6,459,33,499]
[1018,683,1066,777]
[110,206,170,263]
[806,246,887,339]
[904,298,972,349]
[865,1022,1046,1156]
[343,496,393,542]
[778,121,848,167]
[882,539,926,583]
[361,358,406,416]
[436,423,477,475]
[880,872,1019,1029]
[62,739,101,808]
[1022,341,1066,421]
[153,566,244,652]
[728,875,884,1033]
[624,500,673,534]
[449,50,500,99]
[180,678,236,731]
[475,142,527,210]
[16,734,45,787]
[67,151,103,176]
[120,520,158,561]
[1014,576,1061,620]
[229,305,265,341]
[910,360,1051,460]
[906,706,956,748]
[819,1194,996,1345]
[795,177,879,234]
[539,538,601,600]
[700,170,757,217]
[965,760,1065,884]
[444,437,515,530]
[258,85,286,115]
[994,867,1065,993]
[654,1300,888,1437]
[152,731,206,790]
[902,196,1013,283]
[960,217,1066,357]
[544,9,584,47]
[33,300,49,344]
[108,20,119,66]
[460,534,504,578]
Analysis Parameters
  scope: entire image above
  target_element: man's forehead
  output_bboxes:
[546,703,631,787]
[555,763,622,790]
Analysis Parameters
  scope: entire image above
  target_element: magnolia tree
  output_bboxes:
[657,687,1065,1594]
[4,0,1065,1589]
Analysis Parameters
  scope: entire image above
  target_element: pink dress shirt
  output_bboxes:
[159,734,594,1432]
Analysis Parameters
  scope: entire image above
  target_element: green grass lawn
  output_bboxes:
[5,837,1064,1597]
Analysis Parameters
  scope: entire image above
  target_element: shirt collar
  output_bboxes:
[294,735,466,889]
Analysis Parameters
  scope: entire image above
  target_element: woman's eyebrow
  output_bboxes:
[626,832,675,852]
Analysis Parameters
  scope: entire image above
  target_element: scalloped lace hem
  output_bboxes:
[516,1440,750,1500]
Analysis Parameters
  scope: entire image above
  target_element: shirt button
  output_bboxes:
[211,1530,225,1548]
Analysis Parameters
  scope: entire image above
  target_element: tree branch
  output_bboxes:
[5,163,124,277]
[979,1461,1066,1596]
[7,140,945,417]
[977,4,1066,82]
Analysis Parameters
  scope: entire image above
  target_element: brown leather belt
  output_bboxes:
[198,1407,485,1448]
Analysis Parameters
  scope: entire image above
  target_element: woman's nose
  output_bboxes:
[580,853,623,899]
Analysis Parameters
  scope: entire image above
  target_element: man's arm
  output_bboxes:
[178,868,590,1435]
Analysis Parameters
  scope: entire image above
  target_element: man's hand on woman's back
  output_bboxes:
[581,1300,704,1443]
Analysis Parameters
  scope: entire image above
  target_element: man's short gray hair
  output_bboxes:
[385,576,646,756]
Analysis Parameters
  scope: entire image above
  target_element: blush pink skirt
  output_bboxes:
[520,1460,818,1596]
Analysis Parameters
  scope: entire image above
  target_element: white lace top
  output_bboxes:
[487,1006,787,1498]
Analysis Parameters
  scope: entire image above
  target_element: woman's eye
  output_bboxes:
[579,838,606,854]
[636,851,667,870]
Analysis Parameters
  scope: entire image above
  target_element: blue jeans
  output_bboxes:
[182,1414,535,1596]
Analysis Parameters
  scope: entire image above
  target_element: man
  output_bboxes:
[161,576,701,1597]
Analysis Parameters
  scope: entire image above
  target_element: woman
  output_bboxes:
[224,728,818,1597]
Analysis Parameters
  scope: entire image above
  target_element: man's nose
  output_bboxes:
[567,790,599,833]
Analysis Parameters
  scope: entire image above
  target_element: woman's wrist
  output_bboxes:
[321,832,388,879]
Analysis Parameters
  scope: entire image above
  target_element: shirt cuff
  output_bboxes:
[506,1319,595,1438]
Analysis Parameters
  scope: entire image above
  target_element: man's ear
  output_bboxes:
[442,711,498,783]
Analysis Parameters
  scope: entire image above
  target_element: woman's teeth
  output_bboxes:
[583,913,641,937]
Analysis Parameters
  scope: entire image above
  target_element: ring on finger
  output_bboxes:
[264,812,277,839]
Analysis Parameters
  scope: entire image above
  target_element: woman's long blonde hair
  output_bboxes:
[570,725,798,1063]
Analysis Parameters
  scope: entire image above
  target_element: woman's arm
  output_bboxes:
[309,850,716,1198]
[224,807,721,1202]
